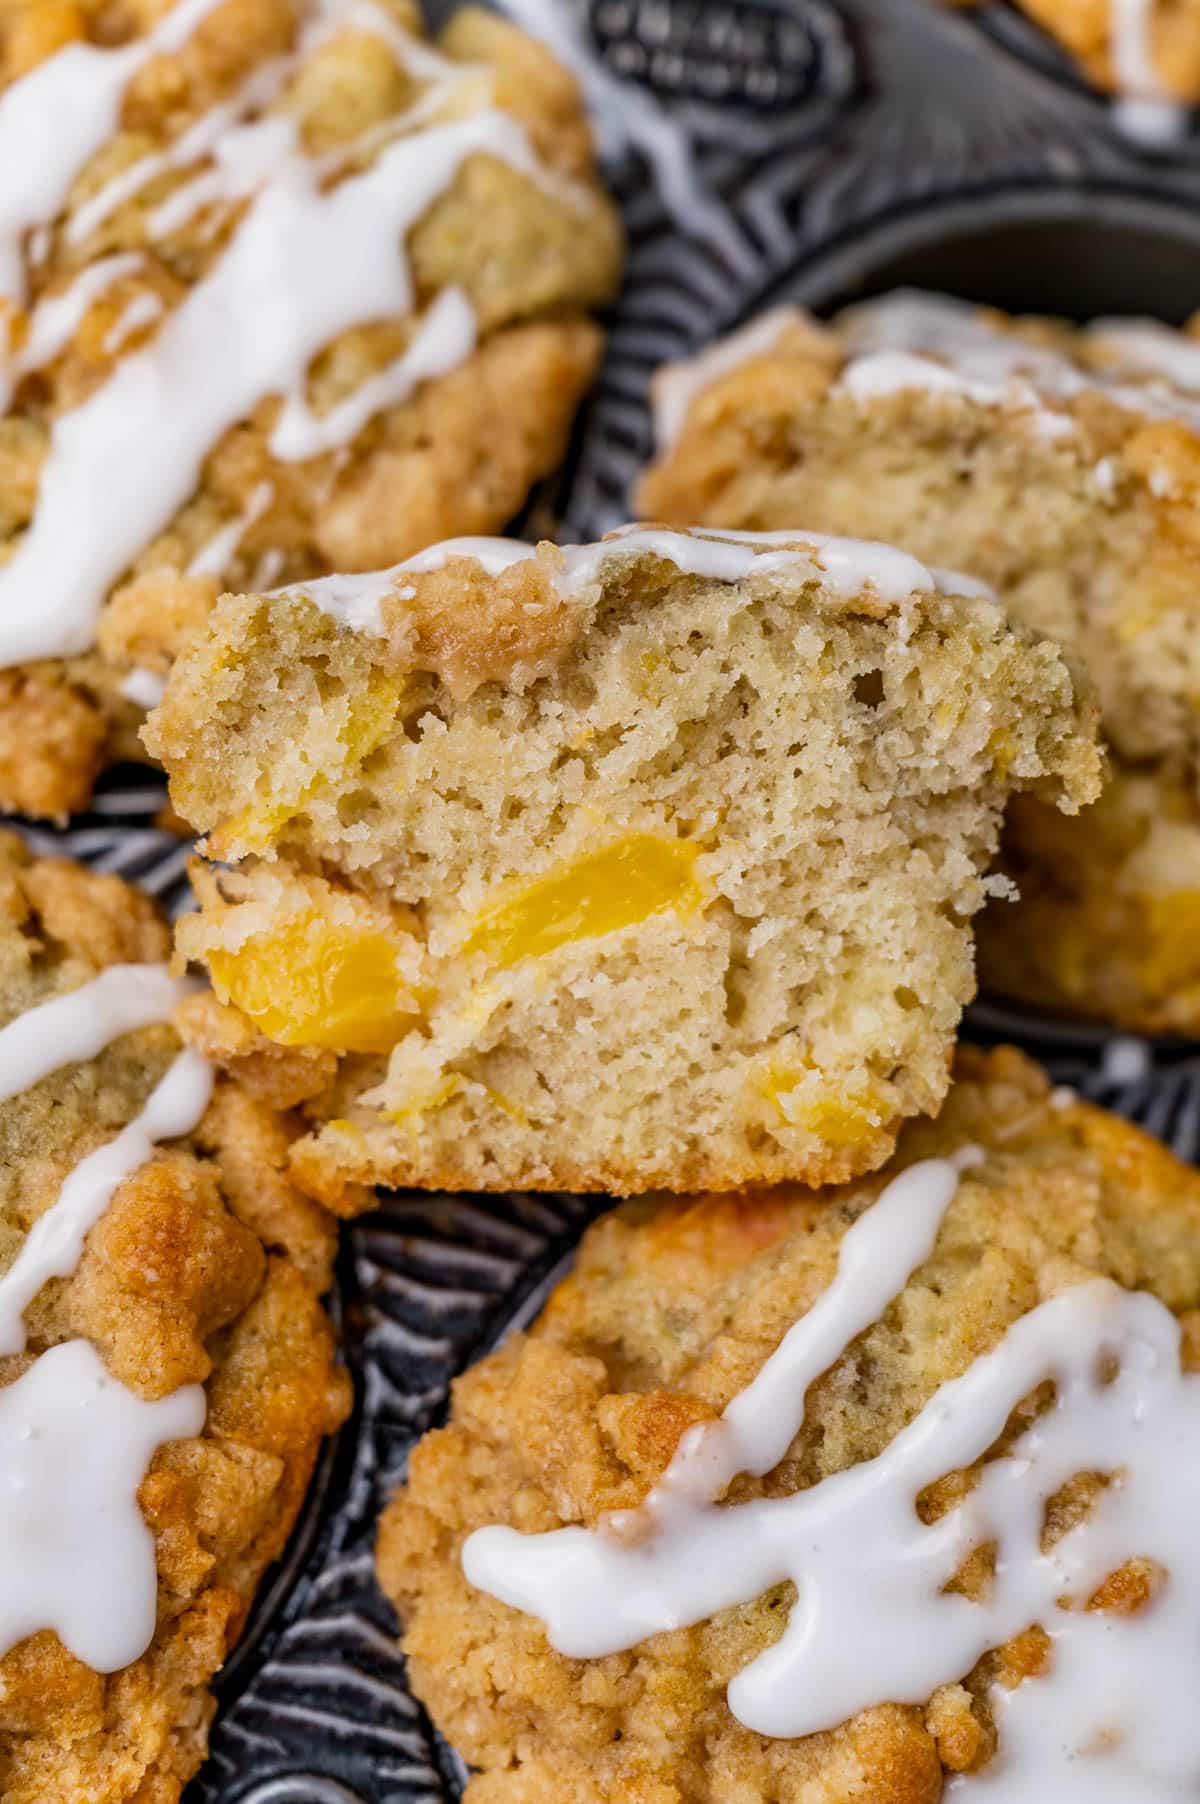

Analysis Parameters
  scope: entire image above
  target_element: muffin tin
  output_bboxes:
[17,2,1200,1796]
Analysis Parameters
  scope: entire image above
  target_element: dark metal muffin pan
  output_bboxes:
[15,2,1200,1795]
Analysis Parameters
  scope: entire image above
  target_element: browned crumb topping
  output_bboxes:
[379,553,586,700]
[0,833,350,1802]
[0,0,620,816]
[379,1046,1200,1803]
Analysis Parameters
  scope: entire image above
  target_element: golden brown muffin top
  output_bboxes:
[380,1045,1200,1802]
[0,0,621,815]
[0,831,349,1803]
[638,293,1200,779]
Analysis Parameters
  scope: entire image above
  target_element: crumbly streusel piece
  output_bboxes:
[0,0,621,815]
[146,526,1100,1201]
[0,833,349,1804]
[377,1044,1200,1803]
[639,290,1200,1031]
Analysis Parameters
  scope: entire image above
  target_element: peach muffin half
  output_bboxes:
[640,291,1200,1031]
[147,526,1099,1202]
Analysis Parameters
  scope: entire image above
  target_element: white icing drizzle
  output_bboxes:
[0,0,227,304]
[0,963,192,1104]
[121,12,460,252]
[0,0,599,668]
[0,98,557,667]
[0,1338,204,1671]
[839,289,1200,442]
[65,54,294,248]
[561,526,991,604]
[269,285,477,461]
[0,1048,213,1356]
[145,111,303,242]
[659,289,1200,452]
[652,306,804,450]
[1112,94,1184,144]
[564,526,857,593]
[7,0,446,270]
[0,962,215,1672]
[464,1157,1200,1797]
[252,547,286,590]
[1086,317,1200,391]
[1113,0,1158,91]
[0,253,142,413]
[102,288,165,356]
[290,536,539,630]
[290,526,993,636]
[306,0,460,83]
[120,666,168,709]
[840,347,1074,441]
[839,289,978,355]
[1110,0,1186,144]
[186,481,274,579]
[279,566,422,632]
[25,225,51,271]
[398,536,542,576]
[838,294,1076,438]
[1091,453,1120,499]
[0,961,210,1356]
[643,1157,964,1512]
[488,0,747,268]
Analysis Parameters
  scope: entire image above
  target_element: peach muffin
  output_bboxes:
[640,290,1200,1032]
[146,526,1099,1202]
[0,831,349,1802]
[379,1045,1200,1802]
[0,0,621,815]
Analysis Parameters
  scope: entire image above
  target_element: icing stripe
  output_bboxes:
[0,1339,205,1670]
[0,0,226,304]
[0,1047,213,1355]
[465,1153,1200,1795]
[0,107,550,665]
[284,525,994,636]
[0,964,193,1103]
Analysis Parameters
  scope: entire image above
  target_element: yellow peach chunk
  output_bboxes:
[759,1062,885,1147]
[461,833,706,968]
[210,914,416,1053]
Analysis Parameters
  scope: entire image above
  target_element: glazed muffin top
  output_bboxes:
[380,1044,1200,1803]
[0,0,620,814]
[0,832,349,1803]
